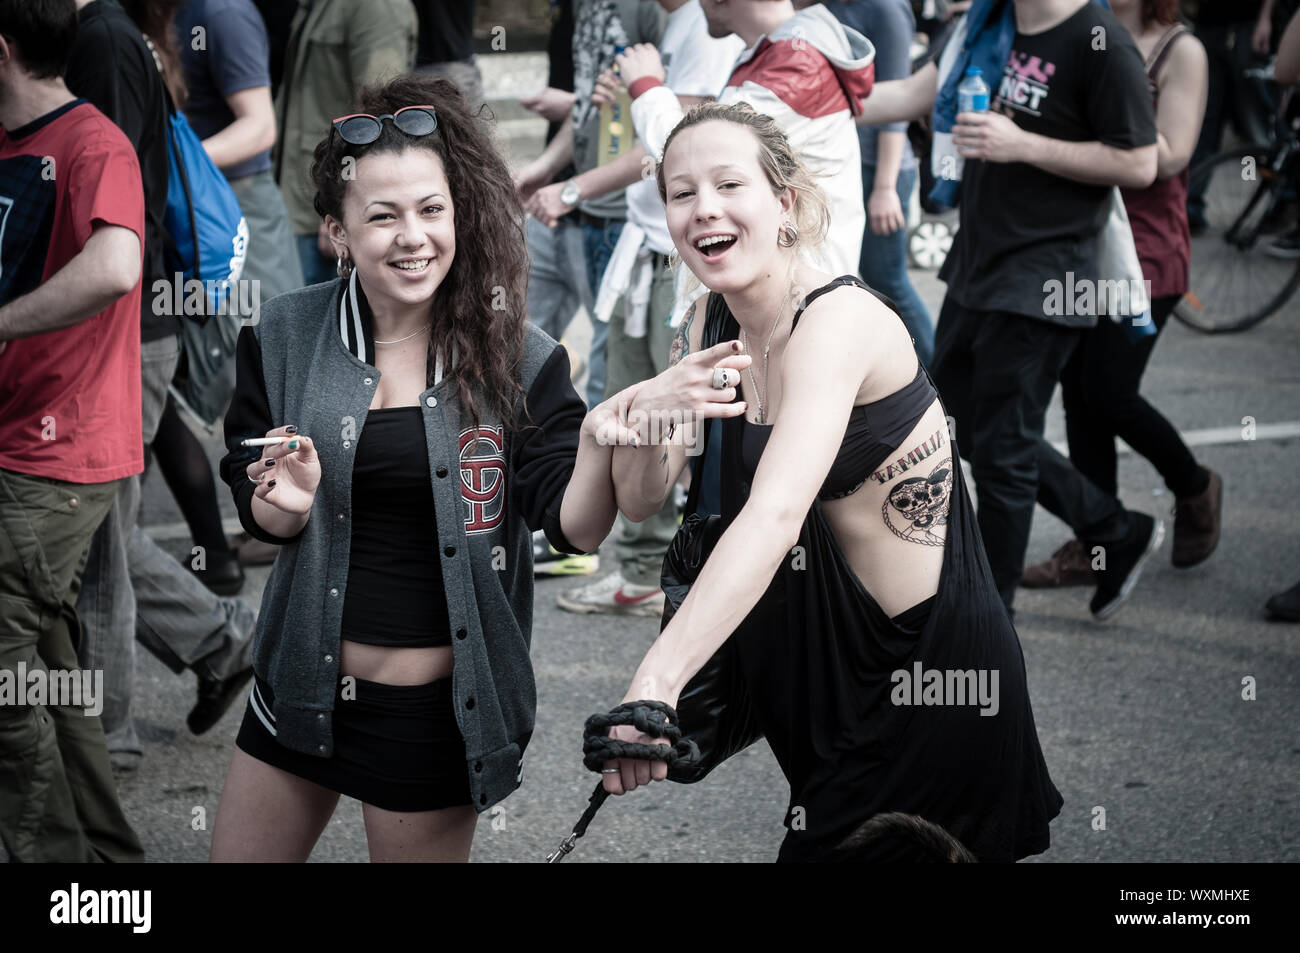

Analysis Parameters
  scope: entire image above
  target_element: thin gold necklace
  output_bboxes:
[374,324,431,345]
[740,264,796,424]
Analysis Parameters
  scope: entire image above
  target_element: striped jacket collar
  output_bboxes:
[337,270,449,384]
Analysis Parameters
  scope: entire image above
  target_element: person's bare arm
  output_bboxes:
[617,290,882,710]
[519,87,576,123]
[557,416,621,555]
[953,109,1158,188]
[1022,136,1158,189]
[856,61,938,127]
[202,86,276,171]
[514,114,575,202]
[1276,8,1300,85]
[572,142,648,200]
[0,223,140,342]
[869,130,909,235]
[1153,36,1209,178]
[528,142,650,227]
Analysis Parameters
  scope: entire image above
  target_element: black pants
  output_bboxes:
[1057,295,1204,498]
[932,299,1128,610]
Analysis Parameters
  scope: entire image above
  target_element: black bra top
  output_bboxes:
[734,276,939,500]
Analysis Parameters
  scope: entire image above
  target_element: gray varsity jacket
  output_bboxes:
[219,276,588,813]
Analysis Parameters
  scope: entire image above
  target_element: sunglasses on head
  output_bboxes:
[330,105,439,145]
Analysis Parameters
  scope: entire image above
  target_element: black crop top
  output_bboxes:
[338,407,452,647]
[734,276,939,500]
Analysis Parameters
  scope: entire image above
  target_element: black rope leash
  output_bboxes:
[545,700,700,862]
[582,700,699,769]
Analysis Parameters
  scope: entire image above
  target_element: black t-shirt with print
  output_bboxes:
[938,1,1157,325]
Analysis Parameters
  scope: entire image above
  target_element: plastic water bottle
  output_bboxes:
[598,45,634,165]
[957,67,989,114]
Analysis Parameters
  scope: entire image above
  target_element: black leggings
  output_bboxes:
[1060,295,1206,499]
[153,393,230,555]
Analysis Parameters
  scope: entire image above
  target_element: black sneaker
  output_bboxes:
[1264,580,1300,622]
[187,667,254,735]
[1089,513,1165,620]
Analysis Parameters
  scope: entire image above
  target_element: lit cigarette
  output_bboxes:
[240,437,287,447]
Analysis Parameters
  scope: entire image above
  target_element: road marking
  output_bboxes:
[144,517,246,543]
[1049,420,1300,455]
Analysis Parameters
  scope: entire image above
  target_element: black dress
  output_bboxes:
[678,278,1063,861]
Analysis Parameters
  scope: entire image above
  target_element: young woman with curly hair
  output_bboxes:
[209,75,744,862]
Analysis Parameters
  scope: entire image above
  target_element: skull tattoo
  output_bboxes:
[882,459,952,546]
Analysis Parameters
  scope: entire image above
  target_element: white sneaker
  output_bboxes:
[556,569,665,617]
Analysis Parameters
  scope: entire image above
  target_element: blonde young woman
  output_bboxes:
[593,102,1063,862]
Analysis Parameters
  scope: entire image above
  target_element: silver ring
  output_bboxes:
[711,368,731,390]
[600,768,619,774]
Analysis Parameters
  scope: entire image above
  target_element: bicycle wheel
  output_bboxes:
[1178,146,1300,333]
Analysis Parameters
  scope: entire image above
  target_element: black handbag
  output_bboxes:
[661,414,765,784]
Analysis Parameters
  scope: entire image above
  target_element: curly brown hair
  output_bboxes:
[310,74,528,436]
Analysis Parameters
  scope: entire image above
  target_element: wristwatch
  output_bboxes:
[560,179,581,207]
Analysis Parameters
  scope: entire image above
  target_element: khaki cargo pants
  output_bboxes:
[0,467,143,862]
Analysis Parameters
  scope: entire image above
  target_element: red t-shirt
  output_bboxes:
[0,100,145,483]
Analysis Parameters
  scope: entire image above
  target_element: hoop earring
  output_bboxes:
[777,222,798,248]
[336,254,353,279]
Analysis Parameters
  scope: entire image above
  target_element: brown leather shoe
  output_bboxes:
[1172,467,1222,568]
[1021,538,1094,588]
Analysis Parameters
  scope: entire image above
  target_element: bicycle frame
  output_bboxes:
[1215,88,1297,251]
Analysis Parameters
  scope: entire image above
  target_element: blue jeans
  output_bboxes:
[524,215,591,342]
[296,233,337,288]
[859,163,934,367]
[581,218,625,408]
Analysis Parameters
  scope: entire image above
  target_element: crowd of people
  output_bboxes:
[0,0,1296,863]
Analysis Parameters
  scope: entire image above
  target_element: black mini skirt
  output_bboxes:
[235,673,473,813]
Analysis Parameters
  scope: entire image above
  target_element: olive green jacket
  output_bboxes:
[273,0,417,235]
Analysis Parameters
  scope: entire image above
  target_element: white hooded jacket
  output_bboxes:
[630,2,875,300]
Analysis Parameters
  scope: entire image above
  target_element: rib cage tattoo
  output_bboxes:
[881,458,953,547]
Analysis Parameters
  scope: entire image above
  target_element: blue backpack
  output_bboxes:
[162,101,248,313]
